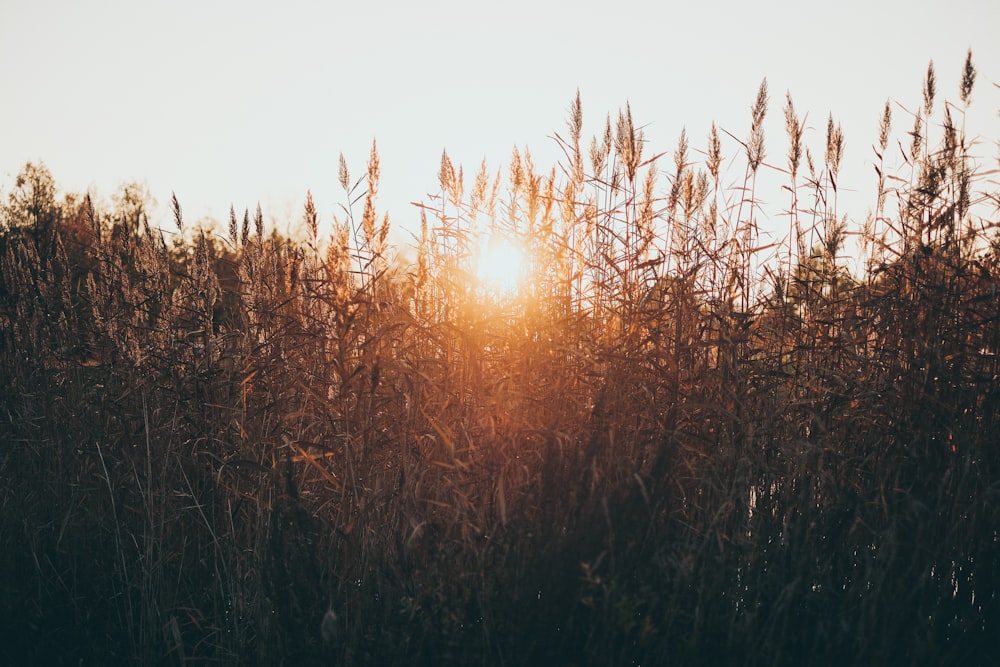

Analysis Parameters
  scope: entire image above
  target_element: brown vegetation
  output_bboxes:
[1,53,998,665]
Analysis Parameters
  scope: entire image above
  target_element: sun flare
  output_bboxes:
[475,236,525,296]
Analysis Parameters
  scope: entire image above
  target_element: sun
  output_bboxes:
[475,235,525,296]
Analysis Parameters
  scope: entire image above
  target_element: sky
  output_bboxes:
[2,0,999,252]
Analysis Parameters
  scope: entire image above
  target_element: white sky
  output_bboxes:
[2,0,999,250]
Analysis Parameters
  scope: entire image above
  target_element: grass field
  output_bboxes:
[1,53,998,665]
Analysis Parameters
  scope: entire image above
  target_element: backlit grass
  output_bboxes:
[1,52,998,665]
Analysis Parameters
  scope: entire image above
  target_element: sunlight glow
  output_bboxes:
[475,235,525,296]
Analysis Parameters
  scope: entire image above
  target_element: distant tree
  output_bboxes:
[2,163,62,255]
[2,162,58,229]
[110,180,156,236]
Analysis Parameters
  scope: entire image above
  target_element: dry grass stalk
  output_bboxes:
[1,52,997,666]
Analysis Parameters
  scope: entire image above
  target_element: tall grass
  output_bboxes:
[1,52,998,665]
